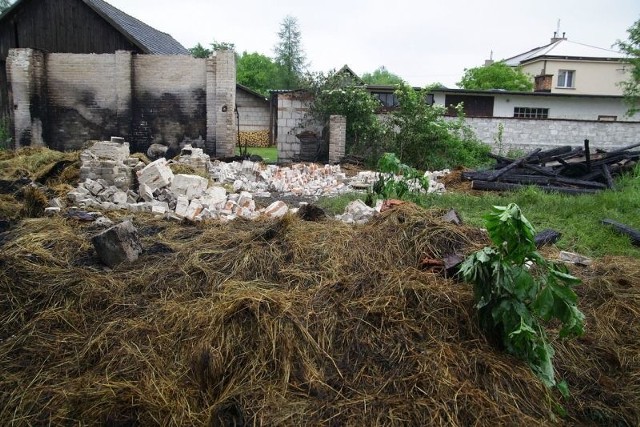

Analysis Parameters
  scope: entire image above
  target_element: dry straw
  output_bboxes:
[0,149,638,426]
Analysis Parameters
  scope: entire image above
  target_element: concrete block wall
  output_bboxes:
[132,54,206,153]
[329,115,346,163]
[276,91,320,162]
[459,117,640,153]
[6,48,237,156]
[236,89,270,132]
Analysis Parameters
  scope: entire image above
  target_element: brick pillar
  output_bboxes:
[6,48,47,148]
[213,50,237,157]
[329,115,346,163]
[114,50,132,139]
[205,57,217,155]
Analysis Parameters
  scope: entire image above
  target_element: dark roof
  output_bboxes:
[82,0,189,55]
[431,88,625,99]
[0,0,189,55]
[236,84,268,101]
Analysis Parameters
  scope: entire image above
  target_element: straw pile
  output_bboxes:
[1,148,639,425]
[1,202,638,426]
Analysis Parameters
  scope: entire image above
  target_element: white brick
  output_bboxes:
[171,174,209,200]
[137,158,174,191]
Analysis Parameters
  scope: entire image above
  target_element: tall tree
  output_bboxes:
[458,62,533,91]
[616,18,640,116]
[237,52,280,96]
[273,15,307,89]
[361,66,405,85]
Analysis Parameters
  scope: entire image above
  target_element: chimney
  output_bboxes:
[484,50,494,67]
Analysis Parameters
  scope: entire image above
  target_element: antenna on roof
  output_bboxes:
[551,20,565,43]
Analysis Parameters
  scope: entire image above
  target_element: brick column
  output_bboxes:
[205,57,217,154]
[213,50,237,157]
[114,50,132,139]
[329,115,346,163]
[6,48,47,148]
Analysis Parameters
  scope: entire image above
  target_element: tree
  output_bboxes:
[211,41,235,52]
[361,66,405,85]
[237,52,280,96]
[189,43,211,58]
[273,15,307,89]
[0,0,14,14]
[616,18,640,116]
[458,62,533,91]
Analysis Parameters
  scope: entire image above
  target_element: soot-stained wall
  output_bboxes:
[6,48,237,157]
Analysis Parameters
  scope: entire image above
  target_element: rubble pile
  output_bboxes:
[65,139,450,223]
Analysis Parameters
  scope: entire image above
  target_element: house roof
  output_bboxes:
[504,38,625,66]
[82,0,189,54]
[0,0,189,55]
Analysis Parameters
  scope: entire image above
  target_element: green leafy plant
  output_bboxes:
[460,203,585,393]
[371,152,429,201]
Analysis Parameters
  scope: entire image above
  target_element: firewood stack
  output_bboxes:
[238,130,271,147]
[463,141,640,194]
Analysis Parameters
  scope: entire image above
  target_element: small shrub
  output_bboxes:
[460,203,585,393]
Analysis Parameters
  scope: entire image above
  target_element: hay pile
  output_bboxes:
[1,202,638,426]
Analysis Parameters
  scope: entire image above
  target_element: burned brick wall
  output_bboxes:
[6,48,237,157]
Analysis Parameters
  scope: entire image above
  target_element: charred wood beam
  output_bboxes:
[523,163,559,177]
[486,148,542,182]
[601,219,640,246]
[471,180,600,195]
[601,165,615,189]
[497,174,607,189]
[535,229,562,247]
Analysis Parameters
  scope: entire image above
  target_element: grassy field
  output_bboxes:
[319,165,640,258]
[236,146,277,163]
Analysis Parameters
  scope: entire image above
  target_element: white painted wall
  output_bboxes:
[433,92,639,122]
[520,59,629,96]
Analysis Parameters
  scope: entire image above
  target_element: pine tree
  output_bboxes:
[273,15,307,89]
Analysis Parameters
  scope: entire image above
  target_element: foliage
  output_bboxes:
[303,71,384,160]
[189,40,235,58]
[211,40,236,52]
[387,83,491,170]
[361,66,405,85]
[237,52,281,96]
[0,0,13,14]
[460,204,585,391]
[189,43,211,58]
[616,18,640,116]
[458,62,534,91]
[273,15,307,89]
[372,153,429,201]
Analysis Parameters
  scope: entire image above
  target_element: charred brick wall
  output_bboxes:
[6,48,237,157]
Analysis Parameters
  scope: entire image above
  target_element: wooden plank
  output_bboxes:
[498,174,607,189]
[601,219,640,246]
[486,148,542,182]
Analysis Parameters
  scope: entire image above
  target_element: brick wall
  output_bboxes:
[276,91,320,162]
[6,48,237,156]
[236,89,270,132]
[329,115,346,163]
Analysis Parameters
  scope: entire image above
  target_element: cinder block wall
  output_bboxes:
[458,117,640,152]
[276,91,320,162]
[236,90,270,132]
[7,48,237,157]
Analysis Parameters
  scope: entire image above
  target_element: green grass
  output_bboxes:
[318,166,640,258]
[236,146,277,163]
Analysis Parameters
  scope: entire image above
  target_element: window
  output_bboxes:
[513,107,549,119]
[371,92,398,108]
[557,70,575,88]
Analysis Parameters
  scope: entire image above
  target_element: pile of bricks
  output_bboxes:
[63,138,451,224]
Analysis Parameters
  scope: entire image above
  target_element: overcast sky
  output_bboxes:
[107,0,639,88]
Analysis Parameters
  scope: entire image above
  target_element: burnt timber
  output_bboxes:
[464,141,640,195]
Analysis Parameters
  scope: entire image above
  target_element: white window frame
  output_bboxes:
[557,70,575,88]
[513,107,549,119]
